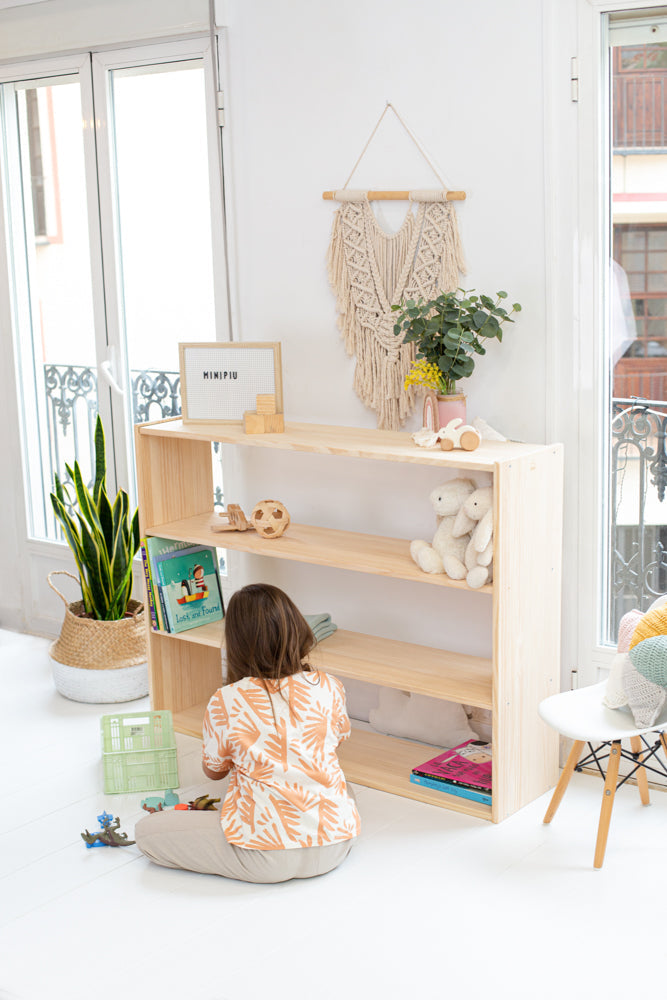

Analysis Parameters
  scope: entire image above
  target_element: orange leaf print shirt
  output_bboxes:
[202,671,361,850]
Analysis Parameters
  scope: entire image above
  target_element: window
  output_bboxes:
[605,16,667,645]
[0,41,229,546]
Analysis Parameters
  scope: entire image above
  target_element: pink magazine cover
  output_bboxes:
[411,739,492,790]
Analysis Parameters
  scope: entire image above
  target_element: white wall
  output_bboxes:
[220,0,549,659]
[224,0,547,441]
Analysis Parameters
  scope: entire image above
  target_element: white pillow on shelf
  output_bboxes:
[369,689,477,748]
[338,677,379,723]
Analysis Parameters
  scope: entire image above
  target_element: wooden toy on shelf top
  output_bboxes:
[412,418,481,452]
[211,500,291,539]
[243,393,285,434]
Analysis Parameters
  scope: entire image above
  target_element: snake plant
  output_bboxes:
[50,415,140,620]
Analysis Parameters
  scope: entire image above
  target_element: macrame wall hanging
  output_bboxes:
[325,102,466,431]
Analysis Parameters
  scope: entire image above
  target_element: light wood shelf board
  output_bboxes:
[152,621,225,648]
[147,513,493,593]
[171,703,492,820]
[337,728,492,819]
[157,622,493,709]
[313,630,492,709]
[138,418,548,472]
[156,622,492,708]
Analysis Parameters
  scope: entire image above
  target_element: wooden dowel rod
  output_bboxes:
[322,190,466,202]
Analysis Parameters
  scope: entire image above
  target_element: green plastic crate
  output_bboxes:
[101,710,179,794]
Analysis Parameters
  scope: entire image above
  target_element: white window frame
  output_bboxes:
[91,35,232,500]
[545,0,666,687]
[0,33,236,635]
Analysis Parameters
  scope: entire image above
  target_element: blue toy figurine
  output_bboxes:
[81,811,135,848]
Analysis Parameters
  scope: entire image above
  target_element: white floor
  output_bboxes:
[2,629,667,1000]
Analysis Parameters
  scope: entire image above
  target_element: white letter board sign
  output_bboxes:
[179,342,283,424]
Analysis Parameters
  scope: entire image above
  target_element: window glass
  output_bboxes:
[1,76,98,540]
[607,31,667,642]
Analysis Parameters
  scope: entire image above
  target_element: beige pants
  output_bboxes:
[135,800,355,884]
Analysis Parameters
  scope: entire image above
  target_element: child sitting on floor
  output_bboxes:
[135,583,360,882]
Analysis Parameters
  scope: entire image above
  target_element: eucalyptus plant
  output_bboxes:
[392,288,522,396]
[50,415,140,621]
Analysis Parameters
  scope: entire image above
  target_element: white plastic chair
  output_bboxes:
[539,681,667,868]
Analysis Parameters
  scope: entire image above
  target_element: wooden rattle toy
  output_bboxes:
[212,500,290,539]
[250,499,291,538]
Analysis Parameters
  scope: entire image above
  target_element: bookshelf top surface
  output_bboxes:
[137,418,560,471]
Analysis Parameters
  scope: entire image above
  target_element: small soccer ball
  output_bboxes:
[250,500,291,539]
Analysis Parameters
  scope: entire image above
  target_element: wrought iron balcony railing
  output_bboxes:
[44,363,224,520]
[610,398,667,640]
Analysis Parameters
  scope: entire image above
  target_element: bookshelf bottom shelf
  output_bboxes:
[172,704,493,822]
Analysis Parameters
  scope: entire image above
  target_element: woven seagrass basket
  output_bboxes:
[48,571,148,703]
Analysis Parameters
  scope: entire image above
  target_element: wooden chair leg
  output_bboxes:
[543,739,585,824]
[630,735,650,805]
[594,741,622,869]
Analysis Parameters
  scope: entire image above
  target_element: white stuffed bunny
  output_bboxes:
[410,478,475,578]
[453,486,494,589]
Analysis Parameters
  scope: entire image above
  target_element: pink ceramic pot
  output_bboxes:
[423,392,467,431]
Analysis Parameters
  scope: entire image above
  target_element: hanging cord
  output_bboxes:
[340,101,449,191]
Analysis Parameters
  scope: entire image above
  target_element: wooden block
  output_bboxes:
[243,411,285,434]
[256,393,277,415]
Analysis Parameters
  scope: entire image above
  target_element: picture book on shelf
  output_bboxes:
[141,536,196,632]
[152,544,224,634]
[142,537,224,633]
[140,543,159,630]
[409,773,492,805]
[411,739,492,793]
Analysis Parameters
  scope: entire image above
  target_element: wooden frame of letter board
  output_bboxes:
[179,341,283,425]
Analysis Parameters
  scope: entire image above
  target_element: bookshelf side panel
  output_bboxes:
[135,427,214,529]
[492,445,563,822]
[148,631,222,717]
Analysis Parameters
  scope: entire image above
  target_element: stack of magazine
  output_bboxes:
[410,739,492,805]
[141,536,225,634]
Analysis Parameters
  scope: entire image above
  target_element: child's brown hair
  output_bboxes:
[224,584,315,711]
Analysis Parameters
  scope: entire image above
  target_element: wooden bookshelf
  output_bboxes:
[136,418,563,823]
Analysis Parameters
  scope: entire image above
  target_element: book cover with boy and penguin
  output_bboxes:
[142,537,224,633]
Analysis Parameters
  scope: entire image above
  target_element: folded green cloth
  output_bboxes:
[304,613,338,644]
[305,613,332,630]
[312,625,337,642]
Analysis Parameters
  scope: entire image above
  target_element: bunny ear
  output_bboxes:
[453,507,475,537]
[473,510,493,552]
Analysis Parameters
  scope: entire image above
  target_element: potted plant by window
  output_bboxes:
[392,288,522,429]
[47,415,147,703]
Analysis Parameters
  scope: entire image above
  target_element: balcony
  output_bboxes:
[610,397,667,642]
[43,364,225,533]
